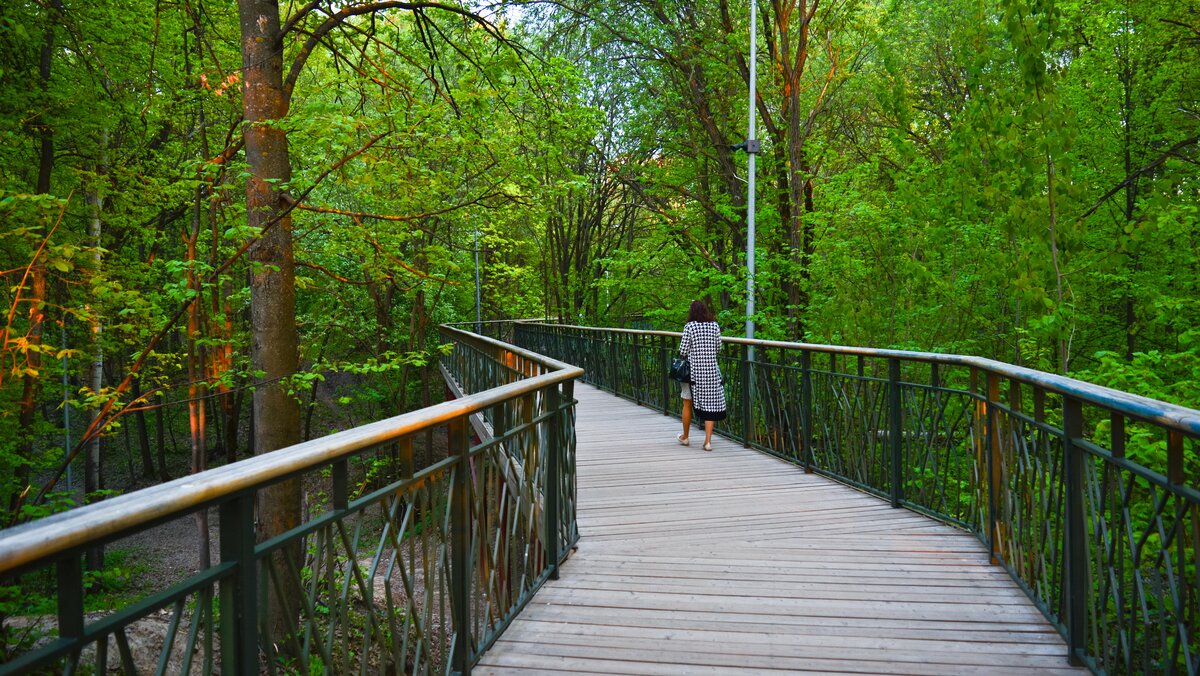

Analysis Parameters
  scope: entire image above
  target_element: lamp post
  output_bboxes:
[746,0,759,356]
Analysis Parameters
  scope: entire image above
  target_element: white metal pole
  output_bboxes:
[746,0,757,358]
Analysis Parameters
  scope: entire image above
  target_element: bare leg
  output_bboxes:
[681,400,692,440]
[703,420,714,448]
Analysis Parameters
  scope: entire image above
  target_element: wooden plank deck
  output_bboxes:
[476,384,1083,675]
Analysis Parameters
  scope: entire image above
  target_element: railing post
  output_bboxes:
[889,358,903,508]
[801,350,813,473]
[633,333,643,405]
[563,379,578,544]
[1167,429,1184,485]
[332,459,348,511]
[545,384,562,580]
[986,372,1001,563]
[398,436,414,483]
[449,416,472,676]
[57,554,84,663]
[662,338,672,417]
[219,495,258,675]
[609,333,618,394]
[741,343,752,448]
[1062,395,1085,666]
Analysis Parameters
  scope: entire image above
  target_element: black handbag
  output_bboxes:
[669,356,692,383]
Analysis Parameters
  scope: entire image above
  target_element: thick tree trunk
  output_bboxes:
[238,0,302,643]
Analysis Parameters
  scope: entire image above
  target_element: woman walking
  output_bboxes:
[677,300,726,451]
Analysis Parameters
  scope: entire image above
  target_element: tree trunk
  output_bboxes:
[1121,49,1138,362]
[155,395,169,481]
[783,5,812,340]
[132,375,154,478]
[14,267,46,516]
[13,0,61,518]
[187,185,210,570]
[1046,155,1067,374]
[238,0,302,643]
[84,161,105,572]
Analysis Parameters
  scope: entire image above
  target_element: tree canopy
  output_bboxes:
[1,0,1197,526]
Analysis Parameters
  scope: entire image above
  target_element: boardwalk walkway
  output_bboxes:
[476,384,1083,675]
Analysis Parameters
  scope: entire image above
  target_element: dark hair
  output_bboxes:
[687,300,714,323]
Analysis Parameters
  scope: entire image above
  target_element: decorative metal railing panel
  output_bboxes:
[514,321,1199,675]
[0,325,580,675]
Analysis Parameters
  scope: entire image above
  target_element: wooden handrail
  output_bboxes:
[0,327,582,574]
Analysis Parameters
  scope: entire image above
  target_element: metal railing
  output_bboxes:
[0,325,581,675]
[515,322,1200,675]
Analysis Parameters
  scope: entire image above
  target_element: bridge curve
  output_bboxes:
[478,383,1083,674]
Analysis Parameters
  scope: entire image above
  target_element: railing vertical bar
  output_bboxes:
[889,358,902,508]
[1110,412,1125,460]
[57,554,84,649]
[1063,395,1086,666]
[801,350,813,473]
[741,343,752,448]
[1167,430,1184,485]
[561,378,577,546]
[218,495,257,676]
[94,632,106,674]
[986,371,1001,564]
[633,334,642,405]
[332,459,348,511]
[545,384,562,580]
[398,436,414,482]
[660,338,669,416]
[609,333,618,394]
[449,415,472,676]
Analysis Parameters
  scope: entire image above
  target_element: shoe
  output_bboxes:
[677,433,690,446]
[703,442,713,452]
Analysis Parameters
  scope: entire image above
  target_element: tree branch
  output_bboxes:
[1078,135,1198,220]
[283,1,508,103]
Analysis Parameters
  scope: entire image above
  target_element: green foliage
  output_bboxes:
[0,0,1195,544]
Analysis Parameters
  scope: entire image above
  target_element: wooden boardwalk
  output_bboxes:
[476,384,1083,675]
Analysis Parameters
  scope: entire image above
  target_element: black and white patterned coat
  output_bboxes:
[679,321,727,420]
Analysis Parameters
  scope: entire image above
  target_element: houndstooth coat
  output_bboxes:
[679,321,727,421]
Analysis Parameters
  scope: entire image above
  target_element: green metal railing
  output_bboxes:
[515,322,1200,675]
[0,325,581,675]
